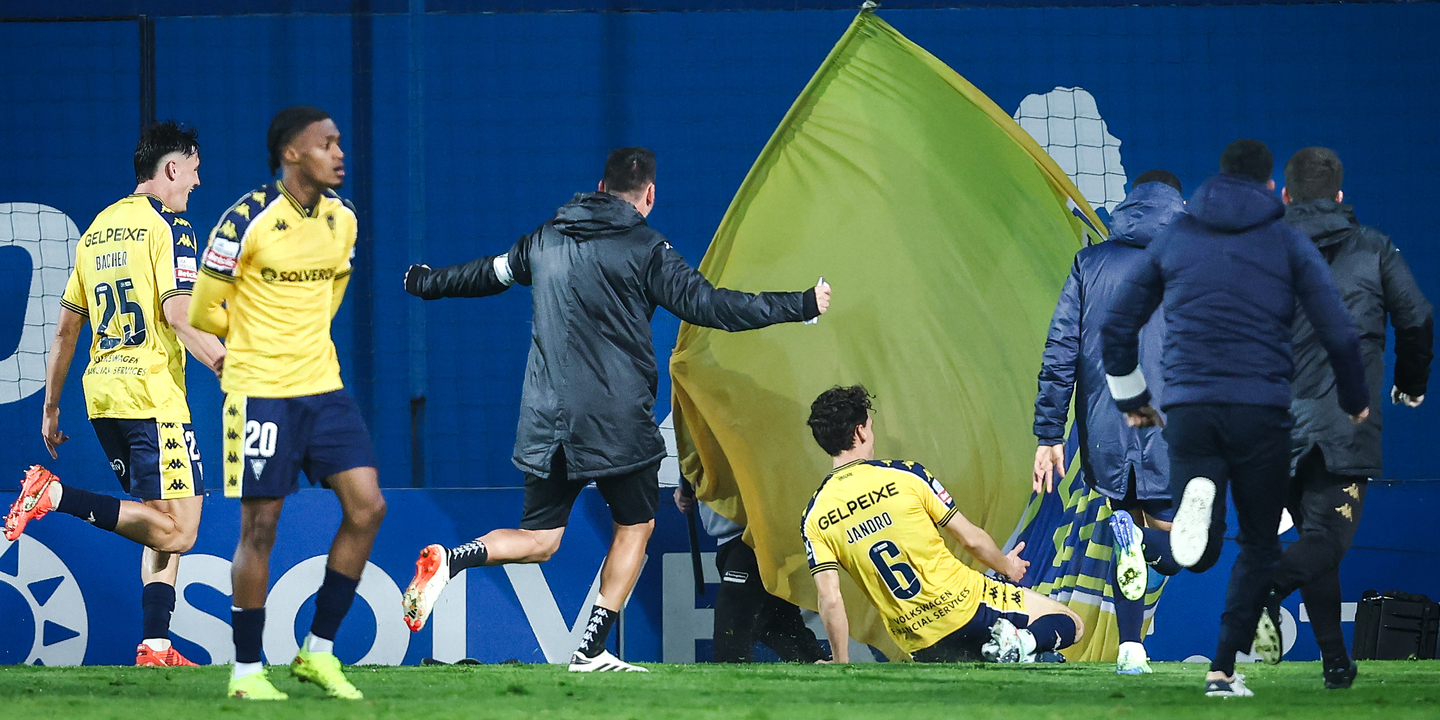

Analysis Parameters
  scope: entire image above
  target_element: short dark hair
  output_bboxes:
[134,120,199,183]
[267,106,331,175]
[1284,147,1344,203]
[1133,169,1181,193]
[603,147,656,196]
[807,385,873,457]
[1219,138,1273,184]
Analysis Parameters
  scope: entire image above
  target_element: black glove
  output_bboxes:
[404,264,430,297]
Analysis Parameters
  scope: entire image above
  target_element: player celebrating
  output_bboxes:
[804,385,1084,663]
[399,147,830,672]
[189,106,386,700]
[5,120,225,667]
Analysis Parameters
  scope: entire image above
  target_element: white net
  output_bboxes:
[0,203,79,404]
[1013,87,1128,215]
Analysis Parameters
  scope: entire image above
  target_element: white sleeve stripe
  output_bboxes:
[1106,367,1148,402]
[493,253,514,286]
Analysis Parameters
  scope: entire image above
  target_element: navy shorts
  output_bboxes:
[911,577,1029,663]
[91,418,203,501]
[221,389,376,499]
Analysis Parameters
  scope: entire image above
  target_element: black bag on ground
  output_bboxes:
[1352,589,1440,660]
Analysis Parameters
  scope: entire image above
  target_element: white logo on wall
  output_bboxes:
[1013,88,1128,215]
[0,203,80,404]
[0,535,88,665]
[172,554,410,665]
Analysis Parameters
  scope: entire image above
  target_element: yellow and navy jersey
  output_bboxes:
[60,194,198,421]
[801,459,989,654]
[195,181,356,398]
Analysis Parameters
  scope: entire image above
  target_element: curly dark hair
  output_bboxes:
[807,385,873,457]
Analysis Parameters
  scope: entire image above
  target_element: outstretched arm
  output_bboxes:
[1379,240,1433,404]
[942,511,1029,583]
[406,234,534,300]
[646,243,825,331]
[42,306,87,458]
[813,569,849,663]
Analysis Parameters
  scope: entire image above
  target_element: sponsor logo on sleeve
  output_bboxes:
[202,238,240,272]
[175,255,198,283]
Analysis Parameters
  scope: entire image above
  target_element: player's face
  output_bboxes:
[169,152,201,213]
[290,119,346,189]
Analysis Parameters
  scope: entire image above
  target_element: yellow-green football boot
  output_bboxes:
[229,668,289,700]
[292,647,363,700]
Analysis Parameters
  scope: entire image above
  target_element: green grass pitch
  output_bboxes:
[1,661,1437,719]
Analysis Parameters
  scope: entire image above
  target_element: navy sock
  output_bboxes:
[578,606,618,658]
[1027,614,1078,652]
[310,567,360,642]
[1114,561,1145,644]
[449,538,488,577]
[232,607,265,664]
[1142,528,1181,576]
[55,484,120,532]
[142,582,176,642]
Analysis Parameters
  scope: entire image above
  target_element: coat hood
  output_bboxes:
[552,192,647,241]
[1284,199,1357,248]
[1185,173,1285,233]
[1107,182,1186,248]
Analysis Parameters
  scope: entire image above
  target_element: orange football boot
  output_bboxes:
[5,465,59,541]
[136,643,200,667]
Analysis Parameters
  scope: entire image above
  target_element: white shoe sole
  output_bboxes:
[1111,512,1147,602]
[1171,477,1216,568]
[402,544,451,632]
[1254,611,1282,665]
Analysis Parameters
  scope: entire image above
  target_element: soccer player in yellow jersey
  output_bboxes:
[802,386,1084,663]
[4,121,226,667]
[189,106,385,701]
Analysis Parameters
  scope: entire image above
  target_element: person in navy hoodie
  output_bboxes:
[1102,139,1368,698]
[1033,170,1186,675]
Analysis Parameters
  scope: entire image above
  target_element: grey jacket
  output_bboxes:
[1287,199,1433,477]
[407,192,818,480]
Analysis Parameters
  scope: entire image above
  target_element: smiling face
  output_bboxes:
[165,151,201,212]
[286,118,345,189]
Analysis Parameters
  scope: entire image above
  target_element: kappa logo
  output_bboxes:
[167,478,189,492]
[274,220,288,232]
[235,203,251,220]
[164,438,182,451]
[326,213,335,232]
[174,232,196,249]
[166,458,186,471]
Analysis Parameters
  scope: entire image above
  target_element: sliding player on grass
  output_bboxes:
[190,106,386,700]
[803,385,1084,663]
[6,121,225,667]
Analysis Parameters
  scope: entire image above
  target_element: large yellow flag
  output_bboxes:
[671,9,1103,659]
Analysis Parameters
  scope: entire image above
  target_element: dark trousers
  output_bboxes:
[1275,448,1367,662]
[713,538,825,663]
[1164,403,1293,675]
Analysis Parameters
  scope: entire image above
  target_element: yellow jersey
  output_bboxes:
[802,459,993,654]
[60,194,198,421]
[191,181,355,398]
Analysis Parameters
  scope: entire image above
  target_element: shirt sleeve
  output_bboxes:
[201,213,247,283]
[60,267,87,316]
[157,216,199,303]
[900,462,959,527]
[803,518,839,575]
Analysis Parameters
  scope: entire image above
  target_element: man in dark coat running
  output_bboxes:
[1103,139,1368,697]
[1272,146,1433,689]
[397,148,830,671]
[1033,170,1186,675]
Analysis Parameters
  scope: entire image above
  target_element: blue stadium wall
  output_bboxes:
[1,1,1437,665]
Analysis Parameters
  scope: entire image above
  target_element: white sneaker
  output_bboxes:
[1171,477,1217,568]
[1116,641,1153,675]
[1205,673,1254,697]
[568,649,649,672]
[1110,510,1147,601]
[402,544,450,632]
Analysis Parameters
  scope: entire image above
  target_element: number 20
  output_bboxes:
[243,421,278,458]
